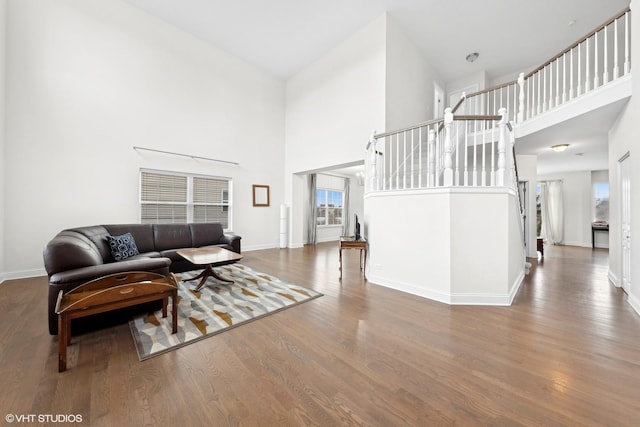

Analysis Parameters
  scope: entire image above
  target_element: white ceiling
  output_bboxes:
[124,0,629,81]
[123,0,631,176]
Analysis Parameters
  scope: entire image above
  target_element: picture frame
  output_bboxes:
[252,184,270,207]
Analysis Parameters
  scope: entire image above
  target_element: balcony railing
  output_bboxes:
[464,7,631,125]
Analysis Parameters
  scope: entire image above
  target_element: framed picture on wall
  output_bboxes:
[252,184,270,207]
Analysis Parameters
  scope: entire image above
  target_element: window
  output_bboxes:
[140,170,232,229]
[316,189,343,226]
[593,182,610,222]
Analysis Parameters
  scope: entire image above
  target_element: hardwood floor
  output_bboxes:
[1,243,639,426]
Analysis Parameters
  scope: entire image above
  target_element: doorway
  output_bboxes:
[434,82,444,119]
[619,152,631,293]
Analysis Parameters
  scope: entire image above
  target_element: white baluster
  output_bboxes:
[603,25,609,84]
[543,65,547,111]
[402,132,407,189]
[496,108,508,187]
[537,72,541,114]
[585,36,591,92]
[594,31,600,88]
[555,57,560,106]
[517,73,525,123]
[443,108,453,187]
[577,42,583,96]
[613,18,619,79]
[418,127,423,188]
[481,120,487,186]
[569,48,574,99]
[428,128,435,187]
[562,53,567,103]
[473,120,478,187]
[463,121,468,186]
[624,12,630,75]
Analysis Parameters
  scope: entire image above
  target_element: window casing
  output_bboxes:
[316,189,343,226]
[140,170,232,229]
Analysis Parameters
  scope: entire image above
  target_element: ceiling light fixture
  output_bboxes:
[551,144,570,152]
[466,52,479,63]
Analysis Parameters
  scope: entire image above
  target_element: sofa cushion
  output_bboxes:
[189,223,224,247]
[153,224,192,251]
[106,232,140,261]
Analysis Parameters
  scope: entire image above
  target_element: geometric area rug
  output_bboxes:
[129,264,323,361]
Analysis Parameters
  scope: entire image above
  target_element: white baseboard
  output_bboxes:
[608,270,620,287]
[367,269,524,306]
[0,268,47,284]
[242,243,279,252]
[628,292,640,317]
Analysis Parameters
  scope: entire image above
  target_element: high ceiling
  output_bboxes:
[123,0,629,81]
[122,0,631,175]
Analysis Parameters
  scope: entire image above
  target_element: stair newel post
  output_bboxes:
[367,130,378,193]
[496,108,508,187]
[517,72,525,124]
[428,128,436,187]
[443,108,454,187]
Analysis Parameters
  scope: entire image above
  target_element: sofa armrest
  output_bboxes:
[219,233,242,253]
[49,257,171,285]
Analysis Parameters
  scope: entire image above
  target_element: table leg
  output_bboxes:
[339,248,343,279]
[161,296,168,318]
[58,314,67,372]
[171,289,178,334]
[193,265,234,291]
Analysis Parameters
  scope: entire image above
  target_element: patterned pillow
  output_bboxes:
[106,232,140,261]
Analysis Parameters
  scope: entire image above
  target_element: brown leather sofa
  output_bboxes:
[43,222,241,335]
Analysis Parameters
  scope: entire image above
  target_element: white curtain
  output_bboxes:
[540,181,563,245]
[307,174,317,245]
[342,177,350,236]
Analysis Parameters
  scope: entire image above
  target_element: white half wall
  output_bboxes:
[365,188,525,305]
[3,0,285,278]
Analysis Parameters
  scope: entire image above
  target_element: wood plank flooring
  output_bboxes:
[1,243,639,426]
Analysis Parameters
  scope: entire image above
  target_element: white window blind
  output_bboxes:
[140,170,231,228]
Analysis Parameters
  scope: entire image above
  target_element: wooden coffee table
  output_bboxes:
[55,271,178,372]
[177,247,243,291]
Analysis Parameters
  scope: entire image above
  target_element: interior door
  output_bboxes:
[619,153,631,292]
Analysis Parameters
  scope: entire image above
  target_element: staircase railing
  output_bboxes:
[466,7,631,124]
[366,108,515,193]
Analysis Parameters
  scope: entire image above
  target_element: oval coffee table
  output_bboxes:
[177,247,243,291]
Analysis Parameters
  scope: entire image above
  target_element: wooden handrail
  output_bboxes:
[466,80,518,99]
[373,117,443,140]
[453,115,501,122]
[525,7,630,79]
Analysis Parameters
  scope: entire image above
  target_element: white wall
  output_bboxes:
[3,0,285,278]
[385,17,444,130]
[284,14,387,247]
[0,0,6,278]
[538,171,593,247]
[608,0,640,314]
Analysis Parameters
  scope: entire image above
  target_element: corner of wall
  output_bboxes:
[0,0,7,276]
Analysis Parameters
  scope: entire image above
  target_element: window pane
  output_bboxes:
[193,177,228,204]
[594,182,610,222]
[194,205,228,228]
[141,204,187,224]
[141,172,187,202]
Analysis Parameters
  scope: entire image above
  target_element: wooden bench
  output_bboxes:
[55,271,178,372]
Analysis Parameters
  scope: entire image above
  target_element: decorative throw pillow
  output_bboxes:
[106,232,140,261]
